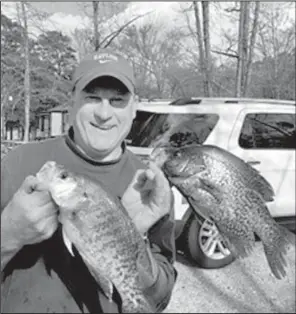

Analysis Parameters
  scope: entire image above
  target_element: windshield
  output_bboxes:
[126,111,219,148]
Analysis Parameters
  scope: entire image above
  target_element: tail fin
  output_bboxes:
[121,294,155,313]
[263,226,295,280]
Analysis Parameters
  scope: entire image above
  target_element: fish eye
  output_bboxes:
[60,171,68,180]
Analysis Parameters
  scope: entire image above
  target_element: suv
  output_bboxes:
[126,97,296,269]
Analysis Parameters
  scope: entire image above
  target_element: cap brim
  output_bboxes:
[75,69,134,93]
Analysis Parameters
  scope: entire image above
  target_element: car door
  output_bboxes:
[227,106,295,218]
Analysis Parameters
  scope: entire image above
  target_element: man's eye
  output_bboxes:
[110,98,124,107]
[86,96,101,102]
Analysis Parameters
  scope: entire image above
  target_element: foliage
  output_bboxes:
[1,13,77,129]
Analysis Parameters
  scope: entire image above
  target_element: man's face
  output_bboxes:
[73,77,136,160]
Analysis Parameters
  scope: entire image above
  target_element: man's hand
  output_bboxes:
[122,162,172,235]
[1,175,59,251]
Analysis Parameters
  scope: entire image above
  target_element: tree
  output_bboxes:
[20,2,31,142]
[235,2,246,97]
[201,1,212,96]
[255,2,295,99]
[1,9,78,140]
[30,30,77,113]
[181,2,213,96]
[1,14,25,138]
[243,1,260,96]
[116,23,185,98]
[72,2,149,56]
[192,2,207,95]
[92,1,100,51]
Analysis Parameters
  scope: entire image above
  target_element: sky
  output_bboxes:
[31,2,84,16]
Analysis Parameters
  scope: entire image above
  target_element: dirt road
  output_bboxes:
[164,242,295,313]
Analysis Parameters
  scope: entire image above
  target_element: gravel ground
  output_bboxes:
[164,242,295,313]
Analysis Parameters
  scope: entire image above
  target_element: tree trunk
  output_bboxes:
[243,2,260,96]
[241,1,250,93]
[1,107,6,139]
[201,1,212,96]
[92,1,100,51]
[271,7,280,99]
[193,1,207,96]
[21,2,30,142]
[235,2,245,97]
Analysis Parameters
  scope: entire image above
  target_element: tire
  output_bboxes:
[185,215,235,269]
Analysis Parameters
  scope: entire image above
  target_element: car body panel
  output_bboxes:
[227,106,295,217]
[127,99,295,224]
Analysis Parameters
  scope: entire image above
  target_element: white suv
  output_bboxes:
[126,97,296,269]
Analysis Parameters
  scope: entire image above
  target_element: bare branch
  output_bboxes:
[212,49,238,58]
[100,12,151,49]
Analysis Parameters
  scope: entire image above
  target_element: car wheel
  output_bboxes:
[186,216,235,269]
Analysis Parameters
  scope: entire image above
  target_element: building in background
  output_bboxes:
[36,104,69,139]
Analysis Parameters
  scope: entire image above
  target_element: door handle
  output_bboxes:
[246,160,261,165]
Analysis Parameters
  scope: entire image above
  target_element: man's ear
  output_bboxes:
[131,94,138,119]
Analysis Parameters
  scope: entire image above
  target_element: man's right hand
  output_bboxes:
[1,175,59,250]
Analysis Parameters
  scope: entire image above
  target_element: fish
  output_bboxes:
[36,161,155,313]
[151,144,295,280]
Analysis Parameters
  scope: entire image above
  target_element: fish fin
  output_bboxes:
[262,225,295,280]
[184,177,223,218]
[92,272,114,302]
[121,293,154,313]
[247,170,275,202]
[202,145,275,202]
[187,196,213,220]
[197,177,224,203]
[243,188,295,279]
[242,160,275,202]
[89,268,113,301]
[78,251,114,301]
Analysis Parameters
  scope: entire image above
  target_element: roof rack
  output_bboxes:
[138,98,174,103]
[169,97,295,106]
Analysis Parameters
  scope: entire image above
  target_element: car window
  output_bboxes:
[126,111,219,147]
[239,113,296,149]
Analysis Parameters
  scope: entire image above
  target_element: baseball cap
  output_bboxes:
[72,49,135,93]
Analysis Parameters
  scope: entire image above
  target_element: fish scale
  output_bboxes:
[152,144,295,280]
[36,161,155,313]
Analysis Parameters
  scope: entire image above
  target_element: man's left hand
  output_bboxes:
[122,161,172,236]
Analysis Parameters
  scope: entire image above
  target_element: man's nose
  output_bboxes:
[94,99,112,120]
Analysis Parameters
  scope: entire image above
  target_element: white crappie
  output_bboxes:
[36,161,155,313]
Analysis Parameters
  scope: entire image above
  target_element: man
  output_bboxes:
[1,50,177,313]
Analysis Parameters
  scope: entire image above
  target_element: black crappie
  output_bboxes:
[151,144,295,279]
[36,161,155,313]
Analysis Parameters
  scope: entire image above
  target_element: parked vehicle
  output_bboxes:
[126,97,296,269]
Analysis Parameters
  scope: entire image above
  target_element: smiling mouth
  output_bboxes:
[90,122,114,130]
